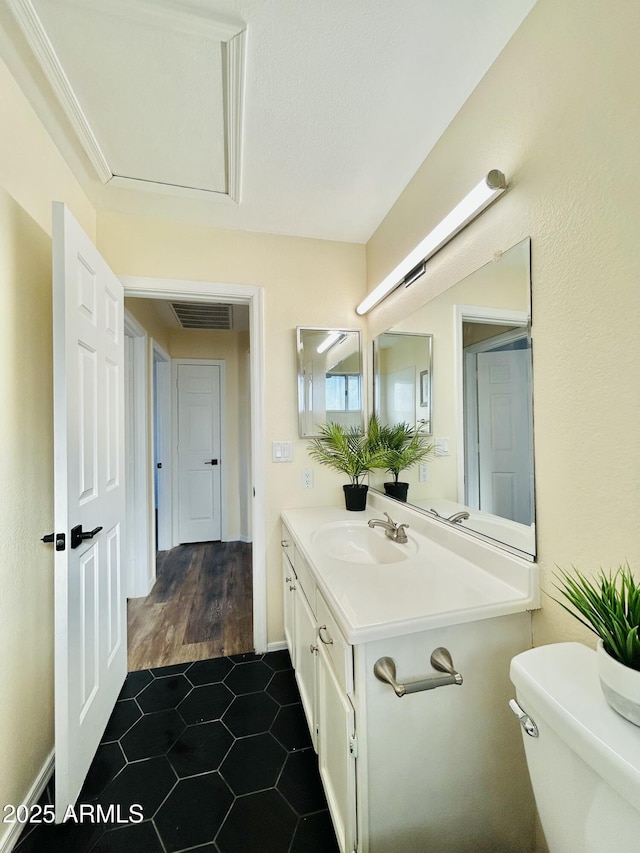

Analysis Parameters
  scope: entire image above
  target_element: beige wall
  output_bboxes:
[0,57,95,239]
[0,189,55,842]
[0,57,95,847]
[98,213,367,642]
[124,297,170,352]
[365,0,640,648]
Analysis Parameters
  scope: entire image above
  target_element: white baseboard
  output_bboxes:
[0,750,54,853]
[266,640,288,653]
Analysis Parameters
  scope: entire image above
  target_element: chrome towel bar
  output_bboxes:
[373,647,463,697]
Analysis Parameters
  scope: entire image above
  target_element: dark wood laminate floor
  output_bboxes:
[127,541,253,671]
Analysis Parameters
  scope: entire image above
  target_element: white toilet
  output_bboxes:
[510,642,640,853]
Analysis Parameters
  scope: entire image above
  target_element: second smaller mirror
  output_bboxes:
[373,332,433,435]
[297,328,364,437]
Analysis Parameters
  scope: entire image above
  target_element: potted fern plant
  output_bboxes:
[307,419,387,511]
[553,563,640,725]
[372,418,434,502]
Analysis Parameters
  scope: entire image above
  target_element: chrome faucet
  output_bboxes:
[429,509,470,524]
[368,512,409,543]
[448,511,470,524]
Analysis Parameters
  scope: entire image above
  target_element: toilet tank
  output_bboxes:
[510,643,640,853]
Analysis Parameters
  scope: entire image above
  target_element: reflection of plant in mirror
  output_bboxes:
[553,564,640,669]
[370,416,434,485]
[307,419,388,485]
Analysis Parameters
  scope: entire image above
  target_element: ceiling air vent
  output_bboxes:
[171,302,233,330]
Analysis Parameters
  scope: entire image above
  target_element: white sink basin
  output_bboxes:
[311,521,417,564]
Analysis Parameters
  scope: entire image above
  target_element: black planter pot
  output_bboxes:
[384,481,409,502]
[343,484,368,511]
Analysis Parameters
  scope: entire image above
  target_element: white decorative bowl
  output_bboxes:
[596,639,640,726]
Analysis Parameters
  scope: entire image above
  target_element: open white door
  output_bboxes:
[52,202,127,820]
[476,348,533,524]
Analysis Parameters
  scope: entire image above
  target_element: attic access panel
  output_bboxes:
[9,0,245,201]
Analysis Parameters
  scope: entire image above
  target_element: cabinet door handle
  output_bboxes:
[318,625,334,645]
[310,644,318,654]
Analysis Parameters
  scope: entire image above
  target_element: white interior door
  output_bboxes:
[177,361,222,543]
[476,348,533,524]
[52,202,127,820]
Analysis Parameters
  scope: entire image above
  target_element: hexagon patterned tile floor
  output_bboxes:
[14,651,339,853]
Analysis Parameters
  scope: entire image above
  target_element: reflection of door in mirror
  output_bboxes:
[370,237,535,558]
[463,322,533,526]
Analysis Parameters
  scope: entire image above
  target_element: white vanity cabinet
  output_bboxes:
[281,506,539,853]
[282,522,357,851]
[281,524,321,752]
[316,637,357,853]
[281,538,296,662]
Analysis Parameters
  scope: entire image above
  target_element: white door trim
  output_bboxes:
[153,341,172,555]
[453,305,529,504]
[123,309,151,598]
[119,277,267,654]
[172,358,226,544]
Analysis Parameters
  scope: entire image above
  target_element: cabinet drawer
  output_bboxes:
[294,551,317,615]
[316,593,353,696]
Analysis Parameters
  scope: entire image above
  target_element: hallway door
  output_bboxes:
[177,361,223,543]
[476,347,533,524]
[52,203,127,820]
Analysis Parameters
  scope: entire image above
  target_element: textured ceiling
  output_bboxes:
[1,0,538,242]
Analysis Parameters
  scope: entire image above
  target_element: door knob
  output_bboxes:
[70,524,103,550]
[204,459,218,465]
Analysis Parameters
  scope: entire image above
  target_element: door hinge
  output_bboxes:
[349,734,358,758]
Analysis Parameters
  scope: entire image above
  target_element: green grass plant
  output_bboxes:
[553,563,640,670]
[307,419,388,485]
[370,417,434,484]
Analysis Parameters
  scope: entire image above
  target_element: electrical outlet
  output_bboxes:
[302,468,314,489]
[419,463,429,482]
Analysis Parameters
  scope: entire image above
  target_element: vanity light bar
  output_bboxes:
[356,170,507,316]
[317,331,346,354]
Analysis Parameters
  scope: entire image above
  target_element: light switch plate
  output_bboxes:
[272,441,293,462]
[434,438,450,457]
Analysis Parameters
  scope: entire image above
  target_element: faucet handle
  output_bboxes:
[395,523,409,543]
[384,511,395,526]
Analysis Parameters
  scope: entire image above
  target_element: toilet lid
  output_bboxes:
[511,642,640,814]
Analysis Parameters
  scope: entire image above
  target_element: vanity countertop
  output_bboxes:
[281,503,539,645]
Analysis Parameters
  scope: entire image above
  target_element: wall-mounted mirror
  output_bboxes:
[297,328,364,438]
[370,238,535,558]
[373,332,433,434]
